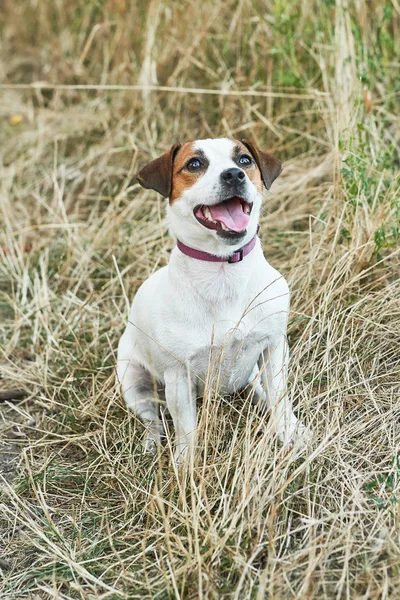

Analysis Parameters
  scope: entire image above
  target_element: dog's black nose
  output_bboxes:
[221,168,246,184]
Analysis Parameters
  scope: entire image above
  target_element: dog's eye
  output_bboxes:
[238,155,252,166]
[186,158,202,170]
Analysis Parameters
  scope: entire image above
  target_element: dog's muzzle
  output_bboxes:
[194,196,252,235]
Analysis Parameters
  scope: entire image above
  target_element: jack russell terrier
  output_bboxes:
[117,138,307,462]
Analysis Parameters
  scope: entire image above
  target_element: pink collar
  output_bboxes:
[176,228,259,264]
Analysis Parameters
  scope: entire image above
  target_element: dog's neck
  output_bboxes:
[168,237,263,305]
[176,228,259,263]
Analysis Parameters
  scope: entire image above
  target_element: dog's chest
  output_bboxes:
[191,331,263,394]
[174,301,274,393]
[133,252,289,392]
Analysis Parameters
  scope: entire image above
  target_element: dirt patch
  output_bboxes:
[0,440,20,483]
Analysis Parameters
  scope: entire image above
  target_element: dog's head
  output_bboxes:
[136,138,282,255]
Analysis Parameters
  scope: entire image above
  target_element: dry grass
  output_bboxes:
[1,0,400,598]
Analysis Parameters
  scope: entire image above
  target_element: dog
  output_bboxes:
[117,137,307,462]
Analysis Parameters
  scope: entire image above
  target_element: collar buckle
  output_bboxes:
[228,247,244,263]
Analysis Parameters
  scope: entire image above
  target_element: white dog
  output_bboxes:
[117,138,306,462]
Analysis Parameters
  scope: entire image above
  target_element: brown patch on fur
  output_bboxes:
[239,139,283,190]
[136,144,181,198]
[232,140,263,193]
[169,142,208,204]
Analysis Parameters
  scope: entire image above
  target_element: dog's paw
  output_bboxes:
[276,414,311,449]
[142,420,165,454]
[173,443,190,466]
[143,434,159,454]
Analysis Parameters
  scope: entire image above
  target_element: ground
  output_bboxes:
[0,1,400,598]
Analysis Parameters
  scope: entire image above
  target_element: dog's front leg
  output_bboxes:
[164,366,197,464]
[258,336,306,445]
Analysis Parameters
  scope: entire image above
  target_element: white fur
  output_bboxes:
[117,138,307,462]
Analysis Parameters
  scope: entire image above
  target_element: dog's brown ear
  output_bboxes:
[241,140,283,190]
[136,143,181,197]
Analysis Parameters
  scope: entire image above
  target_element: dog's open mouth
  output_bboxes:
[194,197,252,234]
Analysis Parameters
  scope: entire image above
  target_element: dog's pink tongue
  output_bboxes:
[209,197,249,232]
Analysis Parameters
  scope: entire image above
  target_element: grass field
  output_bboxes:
[1,0,400,598]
